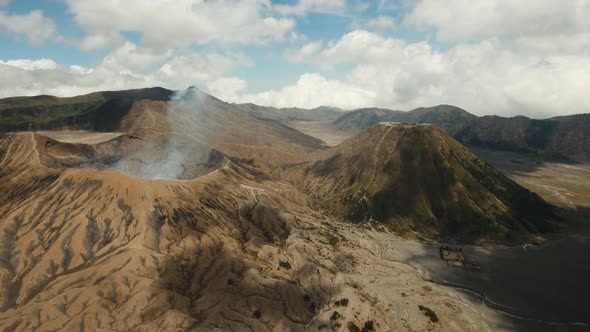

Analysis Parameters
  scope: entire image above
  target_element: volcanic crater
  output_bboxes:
[33,130,227,180]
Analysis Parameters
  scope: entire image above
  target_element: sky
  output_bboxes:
[1,0,589,118]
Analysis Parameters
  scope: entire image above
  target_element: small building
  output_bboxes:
[439,246,481,271]
[439,246,465,268]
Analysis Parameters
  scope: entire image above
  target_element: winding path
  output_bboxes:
[429,278,590,329]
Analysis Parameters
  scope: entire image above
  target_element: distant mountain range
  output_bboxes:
[333,105,590,161]
[0,87,173,132]
[2,90,587,161]
[238,103,590,161]
[233,103,342,123]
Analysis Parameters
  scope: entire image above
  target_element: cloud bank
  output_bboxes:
[1,0,590,117]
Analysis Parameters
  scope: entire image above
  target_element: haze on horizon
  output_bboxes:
[1,0,590,118]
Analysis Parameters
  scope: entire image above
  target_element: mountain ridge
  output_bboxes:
[330,105,590,161]
[0,87,573,331]
[0,87,174,132]
[284,122,556,242]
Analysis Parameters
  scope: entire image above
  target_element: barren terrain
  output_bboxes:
[36,131,124,145]
[0,88,588,331]
[290,121,353,147]
[292,118,590,332]
[0,132,512,331]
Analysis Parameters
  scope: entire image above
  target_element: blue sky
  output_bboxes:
[1,0,589,117]
[0,0,408,91]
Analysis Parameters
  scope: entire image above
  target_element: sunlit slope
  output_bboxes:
[0,133,500,331]
[0,133,318,330]
[0,88,566,330]
[286,123,556,242]
[0,87,327,178]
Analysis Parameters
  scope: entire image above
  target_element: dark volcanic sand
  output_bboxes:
[401,232,590,331]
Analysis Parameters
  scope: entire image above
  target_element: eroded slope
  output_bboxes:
[0,133,505,331]
[285,123,556,242]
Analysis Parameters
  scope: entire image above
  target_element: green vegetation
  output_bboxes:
[333,104,475,134]
[363,321,375,331]
[322,230,345,246]
[347,320,375,332]
[347,322,360,332]
[0,87,172,132]
[332,105,590,162]
[302,123,556,243]
[418,305,438,323]
[330,311,343,328]
[252,309,261,319]
[335,298,349,306]
[330,311,342,321]
[278,260,291,270]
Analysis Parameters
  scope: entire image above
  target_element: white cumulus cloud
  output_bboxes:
[285,40,323,63]
[0,44,248,102]
[244,29,590,117]
[241,73,375,109]
[275,0,347,16]
[0,10,56,44]
[405,0,590,54]
[64,0,295,50]
[0,58,57,70]
[367,15,396,29]
[2,1,590,119]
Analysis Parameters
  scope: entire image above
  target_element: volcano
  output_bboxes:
[0,88,560,331]
[285,122,556,242]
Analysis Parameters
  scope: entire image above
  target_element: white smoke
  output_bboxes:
[110,86,216,180]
